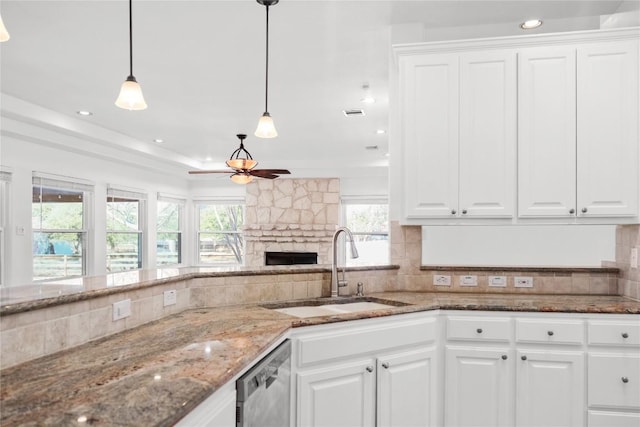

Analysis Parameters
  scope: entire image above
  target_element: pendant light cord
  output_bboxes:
[128,0,133,77]
[264,4,270,113]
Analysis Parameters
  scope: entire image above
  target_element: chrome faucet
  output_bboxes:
[331,227,359,297]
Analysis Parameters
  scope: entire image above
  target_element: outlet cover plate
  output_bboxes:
[113,299,131,321]
[460,275,478,286]
[163,290,177,307]
[488,276,507,287]
[631,247,638,269]
[434,275,451,286]
[514,276,534,288]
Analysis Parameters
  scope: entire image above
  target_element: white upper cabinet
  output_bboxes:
[518,46,577,217]
[400,50,516,219]
[394,27,640,224]
[402,53,459,218]
[577,41,639,217]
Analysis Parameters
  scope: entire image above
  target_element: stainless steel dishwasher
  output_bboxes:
[236,339,291,427]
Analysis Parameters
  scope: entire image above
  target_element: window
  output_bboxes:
[196,201,244,265]
[156,194,185,266]
[342,198,389,266]
[32,173,93,281]
[107,186,146,273]
[0,169,11,285]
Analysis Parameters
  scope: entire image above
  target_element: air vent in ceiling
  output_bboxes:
[342,109,365,117]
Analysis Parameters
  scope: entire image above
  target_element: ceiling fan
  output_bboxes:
[188,134,291,184]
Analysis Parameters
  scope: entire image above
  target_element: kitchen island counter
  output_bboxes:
[1,292,638,426]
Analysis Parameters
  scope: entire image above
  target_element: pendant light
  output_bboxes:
[254,0,278,138]
[115,0,147,110]
[0,14,10,42]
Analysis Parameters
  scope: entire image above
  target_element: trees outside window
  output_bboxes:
[157,195,184,266]
[197,203,244,265]
[32,175,92,280]
[107,187,146,272]
[343,200,389,266]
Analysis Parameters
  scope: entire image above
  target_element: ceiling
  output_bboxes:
[0,0,632,180]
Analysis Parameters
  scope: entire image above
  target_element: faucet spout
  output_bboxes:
[331,227,359,298]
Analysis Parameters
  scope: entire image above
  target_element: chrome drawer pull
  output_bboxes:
[382,362,390,369]
[622,332,629,339]
[622,377,629,383]
[501,355,508,360]
[366,366,374,373]
[547,330,554,336]
[521,355,527,361]
[476,328,483,334]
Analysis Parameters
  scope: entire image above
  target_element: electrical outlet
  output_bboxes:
[631,247,638,269]
[113,299,131,321]
[434,275,451,286]
[163,290,177,307]
[514,276,534,288]
[488,276,507,287]
[459,275,478,286]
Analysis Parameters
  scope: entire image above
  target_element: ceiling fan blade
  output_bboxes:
[252,169,291,174]
[249,170,280,179]
[188,170,234,174]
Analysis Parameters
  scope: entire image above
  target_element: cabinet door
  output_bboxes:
[577,40,639,217]
[516,350,585,427]
[297,359,376,427]
[377,346,438,427]
[459,50,516,218]
[401,53,459,218]
[445,346,514,427]
[518,47,577,217]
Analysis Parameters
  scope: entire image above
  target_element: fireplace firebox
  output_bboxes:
[265,251,318,266]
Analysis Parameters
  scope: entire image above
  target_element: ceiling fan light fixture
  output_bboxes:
[116,0,147,110]
[227,134,258,170]
[0,14,10,42]
[230,173,254,185]
[226,158,258,170]
[255,112,278,138]
[115,76,147,110]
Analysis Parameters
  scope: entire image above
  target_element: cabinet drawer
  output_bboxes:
[296,316,437,367]
[446,316,511,342]
[516,318,584,345]
[588,320,640,347]
[588,353,640,409]
[588,410,640,427]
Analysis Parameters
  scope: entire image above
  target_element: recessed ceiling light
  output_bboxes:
[360,96,376,104]
[376,129,386,135]
[153,138,164,143]
[205,156,213,161]
[76,110,93,116]
[520,19,543,30]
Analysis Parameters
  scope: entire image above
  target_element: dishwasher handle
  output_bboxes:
[237,339,292,401]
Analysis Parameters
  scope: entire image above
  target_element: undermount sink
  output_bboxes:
[263,297,408,318]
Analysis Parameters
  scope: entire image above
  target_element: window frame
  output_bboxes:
[106,185,147,273]
[340,196,390,267]
[31,172,94,281]
[156,193,186,267]
[194,198,245,266]
[0,168,11,286]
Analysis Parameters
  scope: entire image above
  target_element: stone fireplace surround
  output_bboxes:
[243,178,340,267]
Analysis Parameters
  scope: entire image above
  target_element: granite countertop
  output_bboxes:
[1,292,639,426]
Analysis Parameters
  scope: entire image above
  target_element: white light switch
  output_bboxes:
[113,299,131,321]
[163,290,177,307]
[631,247,638,269]
[459,275,477,286]
[434,275,451,286]
[489,276,507,287]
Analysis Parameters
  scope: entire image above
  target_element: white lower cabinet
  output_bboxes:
[175,382,236,427]
[292,313,439,427]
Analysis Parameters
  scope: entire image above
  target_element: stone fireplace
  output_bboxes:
[244,178,340,267]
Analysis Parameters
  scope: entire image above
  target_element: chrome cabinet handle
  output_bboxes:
[462,209,468,215]
[451,209,457,215]
[622,377,629,383]
[476,328,483,334]
[521,355,527,361]
[547,330,554,336]
[382,362,390,369]
[366,366,374,373]
[622,332,629,339]
[582,207,588,213]
[501,355,508,360]
[569,208,575,214]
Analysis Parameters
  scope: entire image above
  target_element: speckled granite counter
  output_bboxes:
[1,292,639,426]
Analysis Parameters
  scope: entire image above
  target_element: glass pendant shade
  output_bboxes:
[255,112,278,138]
[230,173,254,184]
[226,158,258,170]
[0,15,10,42]
[115,76,147,110]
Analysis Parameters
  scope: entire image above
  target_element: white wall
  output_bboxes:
[422,225,616,267]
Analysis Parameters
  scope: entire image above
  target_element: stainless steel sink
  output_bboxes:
[262,297,408,318]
